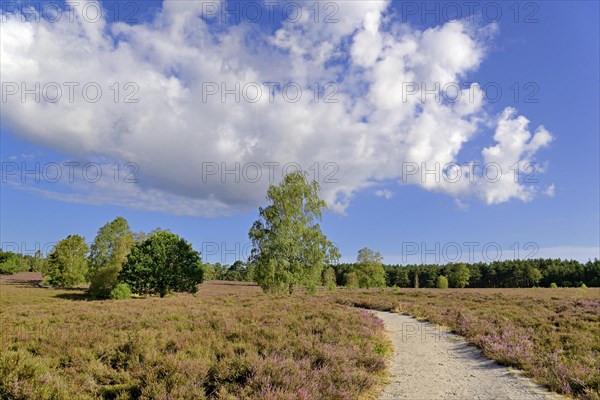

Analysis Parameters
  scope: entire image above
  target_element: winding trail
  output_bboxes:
[371,310,565,400]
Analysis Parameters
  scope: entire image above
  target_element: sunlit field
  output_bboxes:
[1,273,598,399]
[0,275,389,400]
[2,1,599,400]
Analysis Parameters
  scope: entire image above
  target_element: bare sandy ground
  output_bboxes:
[371,310,565,400]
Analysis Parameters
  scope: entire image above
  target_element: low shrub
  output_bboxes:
[110,283,132,300]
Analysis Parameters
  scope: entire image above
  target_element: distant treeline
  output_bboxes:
[0,249,46,275]
[3,247,599,289]
[203,260,254,282]
[334,258,600,288]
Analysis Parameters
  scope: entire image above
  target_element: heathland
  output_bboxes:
[1,273,598,400]
[0,274,389,400]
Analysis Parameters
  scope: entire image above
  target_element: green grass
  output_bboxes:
[332,287,600,400]
[0,278,389,399]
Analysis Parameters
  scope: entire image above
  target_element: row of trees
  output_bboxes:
[3,172,598,295]
[331,258,600,288]
[391,259,599,288]
[382,263,473,288]
[244,171,599,291]
[203,260,255,282]
[37,172,338,297]
[36,219,204,298]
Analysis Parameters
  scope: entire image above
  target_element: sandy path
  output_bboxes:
[371,310,564,400]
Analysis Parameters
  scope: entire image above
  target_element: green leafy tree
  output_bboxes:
[249,171,340,294]
[224,260,246,281]
[87,217,134,298]
[357,247,383,264]
[0,257,18,275]
[31,249,46,273]
[0,251,26,274]
[448,263,471,288]
[344,272,359,288]
[322,266,337,291]
[354,247,386,288]
[202,263,217,280]
[120,231,203,297]
[245,262,256,282]
[436,275,449,289]
[46,235,89,287]
[385,266,410,287]
[213,262,226,280]
[524,266,543,287]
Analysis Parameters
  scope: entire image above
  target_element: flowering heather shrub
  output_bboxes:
[454,311,480,336]
[0,278,388,399]
[333,288,600,400]
[472,324,534,368]
[358,309,385,331]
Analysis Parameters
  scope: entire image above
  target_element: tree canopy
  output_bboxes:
[46,235,89,287]
[88,217,134,298]
[249,171,340,294]
[436,275,449,289]
[353,247,386,288]
[448,263,471,288]
[120,231,204,297]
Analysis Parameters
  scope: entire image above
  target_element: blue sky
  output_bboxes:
[1,1,598,264]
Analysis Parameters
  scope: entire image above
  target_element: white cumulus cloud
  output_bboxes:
[0,1,554,216]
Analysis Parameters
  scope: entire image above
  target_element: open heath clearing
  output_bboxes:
[1,273,598,400]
